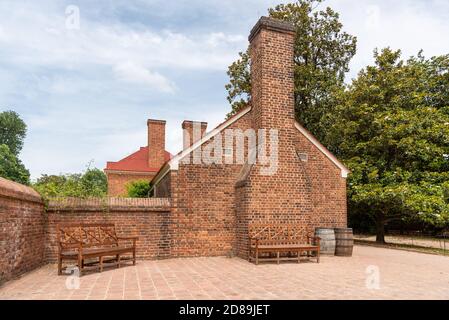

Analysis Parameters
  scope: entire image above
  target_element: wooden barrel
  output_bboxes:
[314,228,335,255]
[334,228,353,257]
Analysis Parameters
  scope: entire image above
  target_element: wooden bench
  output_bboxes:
[57,223,138,276]
[248,224,321,265]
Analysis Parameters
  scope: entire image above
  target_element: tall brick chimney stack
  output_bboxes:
[147,119,166,168]
[235,17,313,258]
[182,120,207,149]
[248,16,296,131]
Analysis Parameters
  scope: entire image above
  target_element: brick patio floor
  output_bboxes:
[1,245,449,300]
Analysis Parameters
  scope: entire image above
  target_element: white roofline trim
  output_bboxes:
[168,106,252,170]
[294,122,350,178]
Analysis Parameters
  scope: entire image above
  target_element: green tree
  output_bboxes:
[32,167,107,199]
[0,110,30,184]
[0,110,27,156]
[80,168,108,197]
[225,50,251,118]
[0,144,30,185]
[225,0,357,140]
[126,180,151,198]
[325,48,449,243]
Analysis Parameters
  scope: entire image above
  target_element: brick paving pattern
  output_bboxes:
[1,246,448,300]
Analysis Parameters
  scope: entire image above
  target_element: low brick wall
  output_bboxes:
[0,178,45,284]
[45,197,172,262]
[0,178,173,282]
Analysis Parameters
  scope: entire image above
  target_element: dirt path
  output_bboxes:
[354,234,449,250]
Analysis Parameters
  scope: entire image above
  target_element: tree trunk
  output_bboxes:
[376,213,386,244]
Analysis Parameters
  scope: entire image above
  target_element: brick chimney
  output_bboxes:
[182,120,207,149]
[235,17,313,258]
[147,119,166,168]
[248,16,296,131]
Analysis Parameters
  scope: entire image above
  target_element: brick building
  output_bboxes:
[1,17,349,274]
[105,119,171,196]
[149,17,349,258]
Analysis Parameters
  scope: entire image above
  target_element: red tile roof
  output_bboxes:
[105,147,171,173]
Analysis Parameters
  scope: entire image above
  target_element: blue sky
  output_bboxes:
[0,0,448,179]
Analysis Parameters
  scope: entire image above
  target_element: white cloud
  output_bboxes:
[326,0,449,80]
[364,5,381,30]
[0,2,246,75]
[2,0,449,179]
[114,61,176,93]
[207,32,246,47]
[0,25,6,40]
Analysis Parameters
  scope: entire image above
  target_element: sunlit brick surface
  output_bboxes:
[1,246,448,300]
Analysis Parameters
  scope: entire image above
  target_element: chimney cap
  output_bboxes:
[147,119,166,125]
[248,16,295,42]
[182,120,208,128]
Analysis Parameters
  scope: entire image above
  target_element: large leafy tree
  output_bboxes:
[325,48,449,242]
[0,110,27,156]
[0,144,30,185]
[225,0,357,140]
[0,110,30,184]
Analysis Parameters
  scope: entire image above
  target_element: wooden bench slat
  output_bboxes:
[57,223,138,276]
[254,244,317,249]
[248,223,321,265]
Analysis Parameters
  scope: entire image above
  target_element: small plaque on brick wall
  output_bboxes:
[297,151,308,162]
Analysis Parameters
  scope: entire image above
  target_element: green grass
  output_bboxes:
[355,233,446,242]
[354,239,449,257]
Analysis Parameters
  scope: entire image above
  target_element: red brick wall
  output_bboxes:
[169,112,254,257]
[294,132,347,228]
[45,198,172,262]
[167,113,347,259]
[0,178,45,284]
[106,171,156,196]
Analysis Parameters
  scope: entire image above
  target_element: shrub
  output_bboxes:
[32,167,107,199]
[126,180,151,198]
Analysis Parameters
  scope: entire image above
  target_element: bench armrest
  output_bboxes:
[307,235,321,246]
[58,240,85,251]
[248,236,259,249]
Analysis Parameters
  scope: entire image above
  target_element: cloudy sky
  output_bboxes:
[0,0,448,179]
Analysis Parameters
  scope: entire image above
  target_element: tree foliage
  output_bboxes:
[225,50,251,118]
[0,110,27,156]
[32,167,107,199]
[0,144,30,185]
[225,0,357,140]
[325,48,449,242]
[126,180,151,198]
[0,110,30,184]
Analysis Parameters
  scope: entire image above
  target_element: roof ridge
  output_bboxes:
[105,146,171,172]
